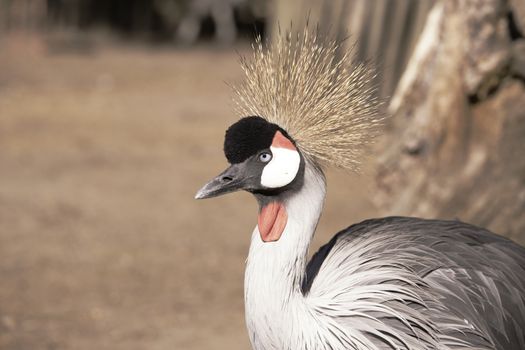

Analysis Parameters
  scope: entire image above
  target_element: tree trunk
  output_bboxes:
[375,0,525,244]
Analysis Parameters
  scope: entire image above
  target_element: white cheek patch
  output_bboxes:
[260,146,300,188]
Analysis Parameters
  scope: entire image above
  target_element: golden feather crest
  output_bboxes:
[232,27,384,171]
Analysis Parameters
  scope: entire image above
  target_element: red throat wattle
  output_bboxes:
[258,202,288,242]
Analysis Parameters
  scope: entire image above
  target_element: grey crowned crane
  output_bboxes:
[195,29,525,350]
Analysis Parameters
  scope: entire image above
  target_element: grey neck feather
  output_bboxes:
[244,160,326,349]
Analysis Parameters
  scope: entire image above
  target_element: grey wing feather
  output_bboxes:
[305,216,525,349]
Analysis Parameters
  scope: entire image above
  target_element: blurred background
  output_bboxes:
[0,1,523,349]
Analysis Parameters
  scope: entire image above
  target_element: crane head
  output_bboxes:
[195,116,308,242]
[195,116,304,201]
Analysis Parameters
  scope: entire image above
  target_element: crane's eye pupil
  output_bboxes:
[259,152,272,163]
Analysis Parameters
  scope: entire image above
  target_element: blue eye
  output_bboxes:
[259,152,272,163]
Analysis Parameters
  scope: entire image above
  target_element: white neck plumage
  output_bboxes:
[244,160,326,349]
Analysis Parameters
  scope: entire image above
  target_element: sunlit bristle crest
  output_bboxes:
[232,27,384,171]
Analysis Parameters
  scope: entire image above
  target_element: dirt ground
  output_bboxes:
[0,34,378,350]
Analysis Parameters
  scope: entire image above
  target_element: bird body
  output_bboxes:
[195,27,525,349]
[244,159,525,350]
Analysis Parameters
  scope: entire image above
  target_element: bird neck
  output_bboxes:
[244,161,326,345]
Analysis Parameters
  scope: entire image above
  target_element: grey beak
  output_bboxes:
[195,164,245,199]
